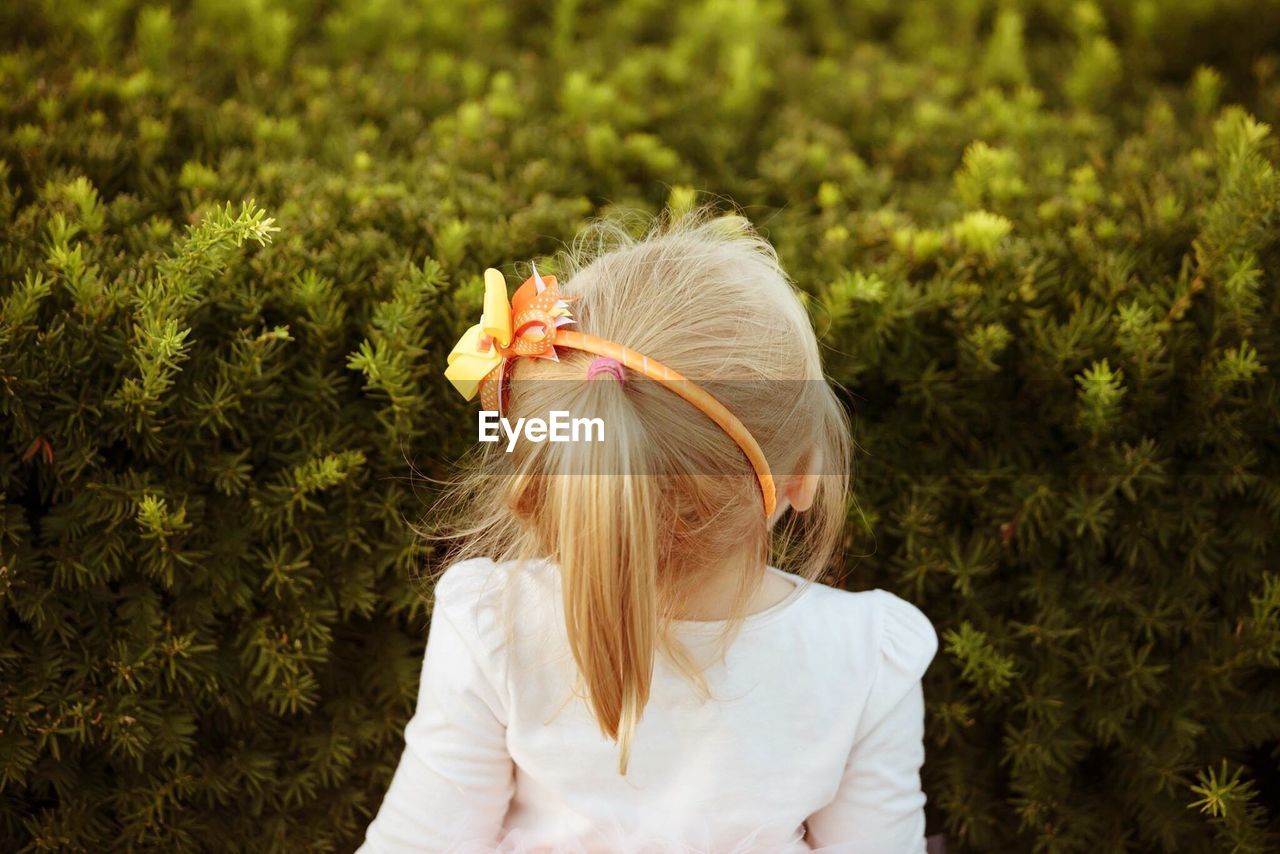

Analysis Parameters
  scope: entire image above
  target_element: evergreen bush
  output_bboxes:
[2,1,1278,850]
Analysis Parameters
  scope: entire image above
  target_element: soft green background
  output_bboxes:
[2,1,1279,851]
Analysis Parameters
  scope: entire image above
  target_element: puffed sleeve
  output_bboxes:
[358,559,515,853]
[805,590,939,853]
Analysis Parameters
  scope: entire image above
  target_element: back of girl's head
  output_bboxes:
[435,205,850,772]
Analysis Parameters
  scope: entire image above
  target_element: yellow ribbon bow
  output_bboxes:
[445,266,574,411]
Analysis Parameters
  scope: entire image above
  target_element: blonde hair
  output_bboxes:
[430,205,851,773]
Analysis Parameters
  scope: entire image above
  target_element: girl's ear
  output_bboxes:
[506,473,539,520]
[782,449,821,513]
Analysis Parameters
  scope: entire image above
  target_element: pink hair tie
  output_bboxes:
[586,356,626,385]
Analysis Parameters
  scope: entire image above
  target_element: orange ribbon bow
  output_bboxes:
[445,265,574,411]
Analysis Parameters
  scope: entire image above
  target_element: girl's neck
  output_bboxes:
[672,557,796,622]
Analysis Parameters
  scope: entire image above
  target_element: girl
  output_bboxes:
[360,208,938,852]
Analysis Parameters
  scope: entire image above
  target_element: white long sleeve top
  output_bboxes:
[359,557,939,853]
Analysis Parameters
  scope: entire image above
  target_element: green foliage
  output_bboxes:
[3,0,1280,850]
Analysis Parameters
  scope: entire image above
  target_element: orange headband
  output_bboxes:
[445,266,777,517]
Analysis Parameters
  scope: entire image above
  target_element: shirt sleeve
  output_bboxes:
[805,590,939,853]
[358,560,515,853]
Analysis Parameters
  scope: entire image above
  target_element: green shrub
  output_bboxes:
[2,0,1279,851]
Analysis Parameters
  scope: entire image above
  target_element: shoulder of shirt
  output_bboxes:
[429,557,512,656]
[433,556,505,609]
[434,556,553,606]
[794,579,939,679]
[432,557,558,647]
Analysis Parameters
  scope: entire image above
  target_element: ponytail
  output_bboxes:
[549,378,659,774]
